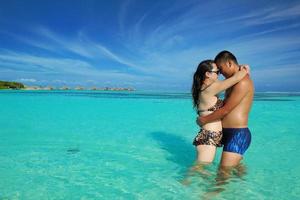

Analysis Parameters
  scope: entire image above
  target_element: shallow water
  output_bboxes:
[0,91,299,199]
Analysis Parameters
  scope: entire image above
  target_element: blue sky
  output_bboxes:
[0,0,299,91]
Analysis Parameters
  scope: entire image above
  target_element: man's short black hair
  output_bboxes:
[214,50,238,64]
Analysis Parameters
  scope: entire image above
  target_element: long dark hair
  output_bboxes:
[191,59,214,109]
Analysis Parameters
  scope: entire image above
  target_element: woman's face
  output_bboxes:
[209,63,220,81]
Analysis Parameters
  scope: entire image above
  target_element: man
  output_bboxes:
[198,50,254,167]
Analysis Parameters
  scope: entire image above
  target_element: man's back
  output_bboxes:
[222,75,254,128]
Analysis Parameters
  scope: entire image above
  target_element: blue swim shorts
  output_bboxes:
[222,128,251,155]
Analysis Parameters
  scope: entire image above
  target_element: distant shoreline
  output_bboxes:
[0,80,135,91]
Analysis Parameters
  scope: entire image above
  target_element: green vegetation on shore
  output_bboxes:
[0,81,25,89]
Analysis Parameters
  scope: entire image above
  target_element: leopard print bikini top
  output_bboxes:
[197,98,224,115]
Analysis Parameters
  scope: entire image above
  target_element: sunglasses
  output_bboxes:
[209,70,220,75]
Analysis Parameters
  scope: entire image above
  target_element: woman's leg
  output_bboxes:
[191,145,217,175]
[181,145,216,185]
[196,145,217,163]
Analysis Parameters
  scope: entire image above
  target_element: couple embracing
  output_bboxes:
[192,50,254,171]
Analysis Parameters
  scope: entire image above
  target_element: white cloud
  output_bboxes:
[16,78,37,83]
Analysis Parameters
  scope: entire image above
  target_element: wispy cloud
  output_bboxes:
[31,27,147,72]
[0,49,160,88]
[93,43,139,69]
[118,0,133,35]
[15,78,37,83]
[211,2,300,27]
[251,65,300,91]
[248,3,300,25]
[0,51,92,74]
[35,27,105,59]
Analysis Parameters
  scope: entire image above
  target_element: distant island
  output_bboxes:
[0,80,135,91]
[0,81,25,89]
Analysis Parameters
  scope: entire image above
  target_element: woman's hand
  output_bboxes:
[239,64,250,74]
[235,66,248,80]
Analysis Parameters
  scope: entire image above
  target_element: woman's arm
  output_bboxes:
[198,76,250,125]
[209,67,248,96]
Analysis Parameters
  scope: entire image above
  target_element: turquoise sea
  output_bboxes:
[0,90,299,200]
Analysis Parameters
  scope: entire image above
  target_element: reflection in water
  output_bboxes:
[202,163,247,200]
[181,162,248,199]
[181,162,213,186]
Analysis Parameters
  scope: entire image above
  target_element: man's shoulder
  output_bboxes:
[232,75,253,93]
[235,75,252,87]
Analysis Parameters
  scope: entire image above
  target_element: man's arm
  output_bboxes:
[198,76,250,125]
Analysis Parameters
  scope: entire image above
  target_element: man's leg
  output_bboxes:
[220,151,242,167]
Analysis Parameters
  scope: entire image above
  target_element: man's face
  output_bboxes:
[216,61,230,78]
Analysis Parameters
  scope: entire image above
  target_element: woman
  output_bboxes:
[191,60,248,165]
